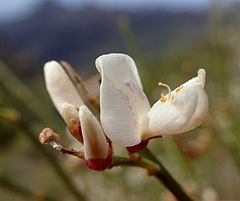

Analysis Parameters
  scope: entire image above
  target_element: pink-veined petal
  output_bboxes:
[96,53,150,146]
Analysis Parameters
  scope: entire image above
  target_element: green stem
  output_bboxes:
[111,156,160,175]
[0,175,58,201]
[140,148,193,201]
[111,150,193,201]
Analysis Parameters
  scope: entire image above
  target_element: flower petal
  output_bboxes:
[182,68,206,88]
[148,87,198,137]
[170,68,208,133]
[79,105,109,160]
[148,69,208,137]
[96,53,150,146]
[44,61,84,114]
[178,86,208,133]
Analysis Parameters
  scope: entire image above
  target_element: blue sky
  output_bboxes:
[0,0,236,24]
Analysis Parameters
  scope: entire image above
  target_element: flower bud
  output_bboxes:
[79,105,112,171]
[39,128,62,145]
[61,103,83,143]
[44,61,83,114]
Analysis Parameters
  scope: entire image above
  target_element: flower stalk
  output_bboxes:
[140,148,194,201]
[111,148,193,201]
[39,128,84,159]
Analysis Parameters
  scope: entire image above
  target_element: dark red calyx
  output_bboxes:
[84,152,112,171]
[127,140,149,153]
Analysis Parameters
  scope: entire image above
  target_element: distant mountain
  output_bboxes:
[0,1,210,77]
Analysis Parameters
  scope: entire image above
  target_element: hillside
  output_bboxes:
[0,1,209,77]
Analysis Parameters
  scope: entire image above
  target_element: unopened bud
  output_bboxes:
[84,150,112,171]
[44,61,84,115]
[61,103,83,143]
[79,105,112,171]
[39,128,62,145]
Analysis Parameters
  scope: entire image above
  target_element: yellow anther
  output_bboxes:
[160,96,167,103]
[176,85,184,93]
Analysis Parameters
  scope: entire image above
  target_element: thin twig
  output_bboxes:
[55,145,84,159]
[110,156,160,175]
[140,148,194,201]
[111,150,193,201]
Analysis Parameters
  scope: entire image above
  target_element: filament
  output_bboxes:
[158,82,172,101]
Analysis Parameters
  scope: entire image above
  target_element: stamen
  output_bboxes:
[158,82,172,101]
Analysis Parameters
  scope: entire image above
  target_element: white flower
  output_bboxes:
[96,53,208,149]
[44,61,111,170]
[44,61,84,142]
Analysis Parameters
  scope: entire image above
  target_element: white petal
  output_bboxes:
[148,87,198,137]
[79,105,109,159]
[96,53,150,146]
[44,61,84,114]
[96,53,144,90]
[148,69,208,137]
[182,68,206,88]
[98,79,141,146]
[178,87,208,133]
[171,68,208,132]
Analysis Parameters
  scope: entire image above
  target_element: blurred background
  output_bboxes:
[1,0,240,200]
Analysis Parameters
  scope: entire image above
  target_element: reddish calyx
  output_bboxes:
[127,140,149,153]
[84,150,112,171]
